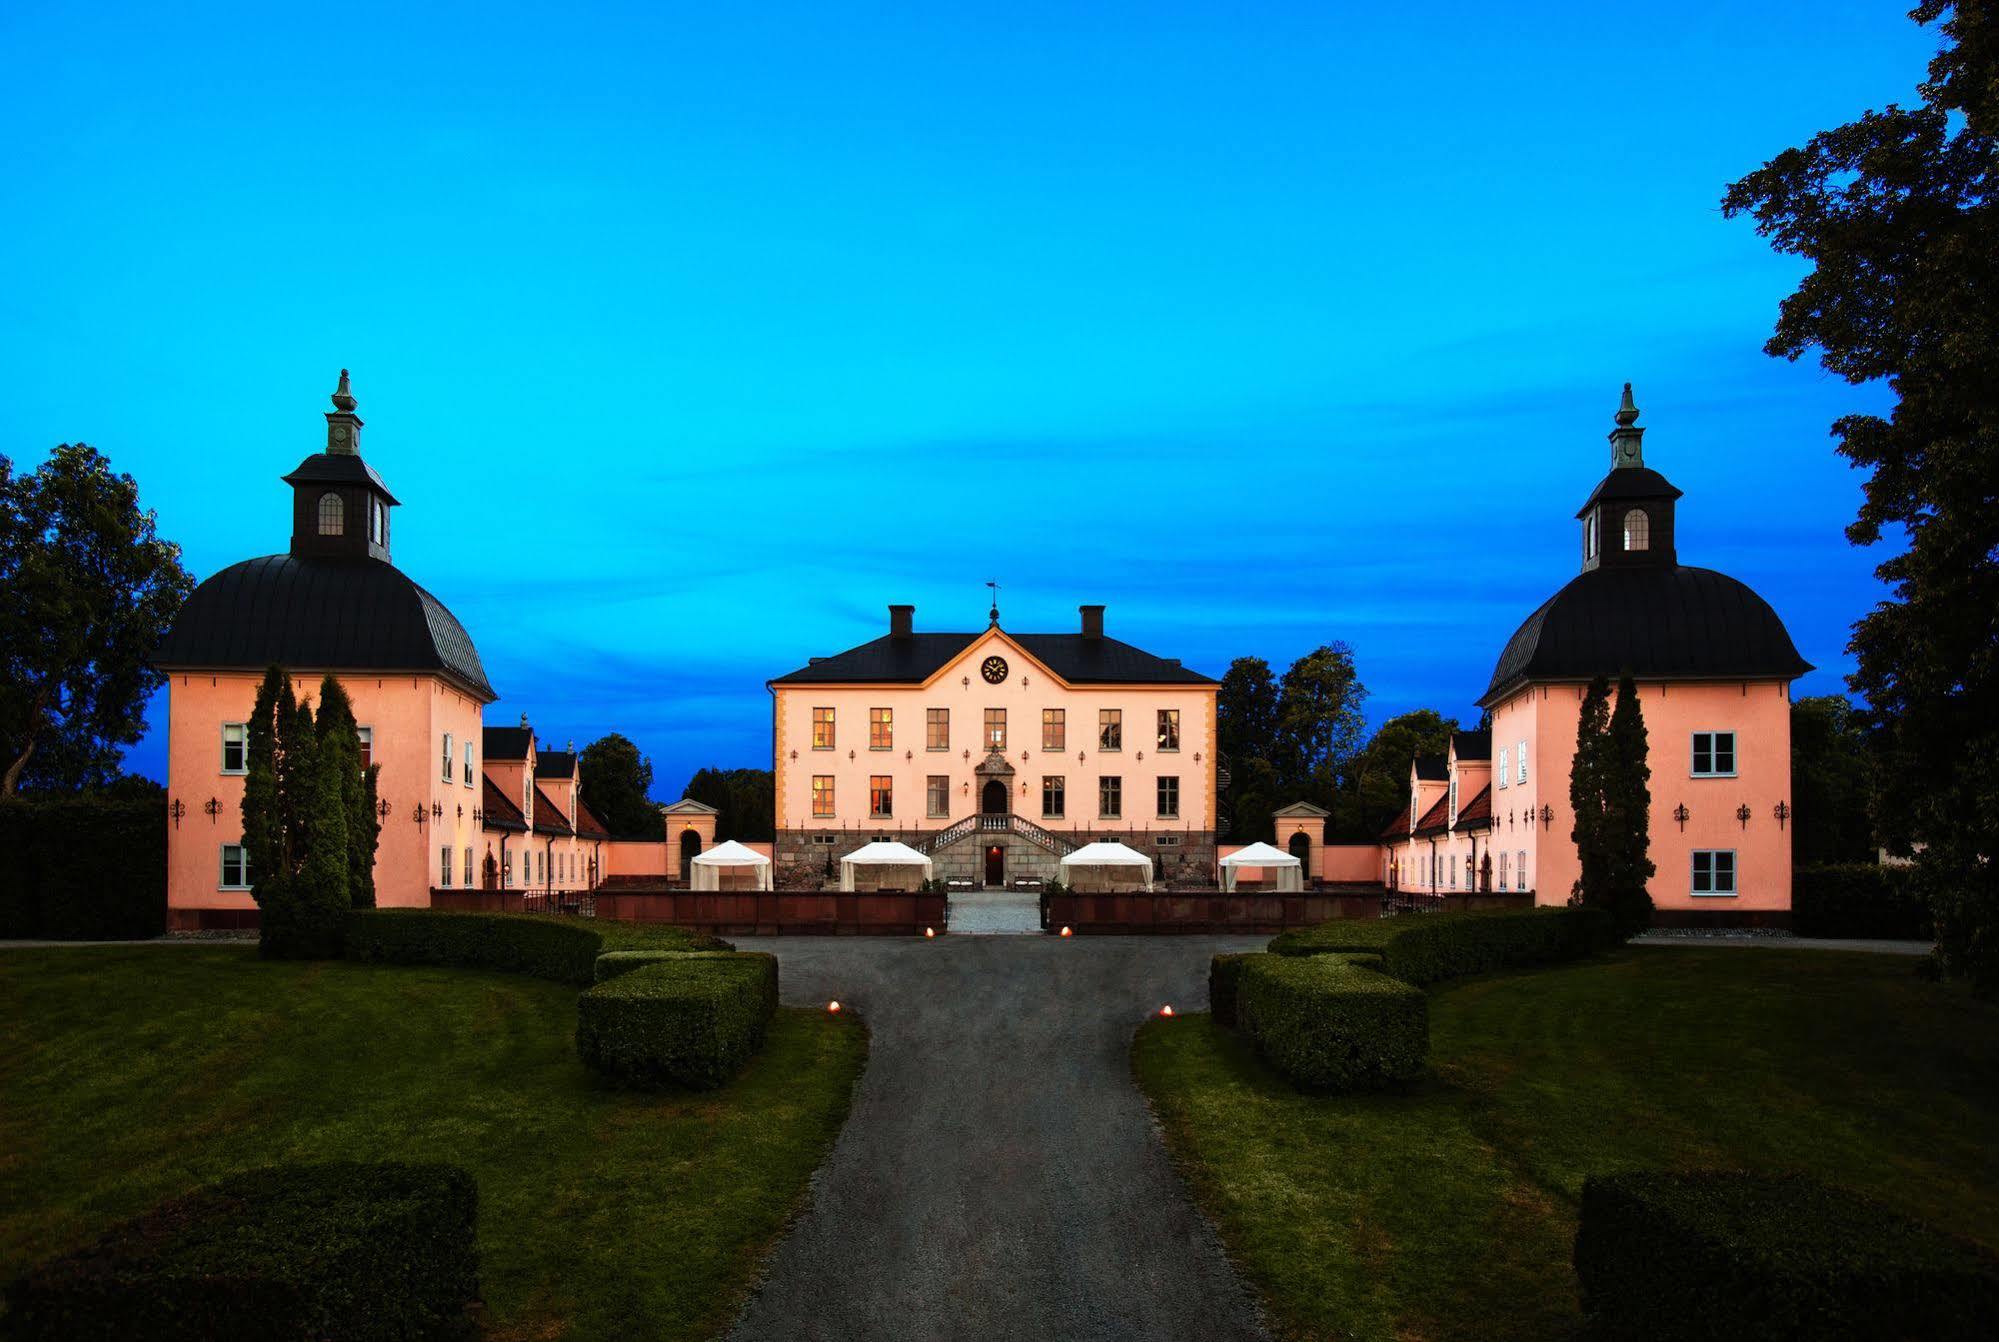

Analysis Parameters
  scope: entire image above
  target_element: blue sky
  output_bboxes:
[1,2,1928,797]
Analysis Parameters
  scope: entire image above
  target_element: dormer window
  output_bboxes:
[317,492,344,536]
[1623,509,1650,551]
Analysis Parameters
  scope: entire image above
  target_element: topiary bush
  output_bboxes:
[1792,863,1931,939]
[1574,1169,1999,1341]
[0,798,165,940]
[1233,953,1427,1092]
[2,1161,479,1342]
[342,910,731,987]
[1267,908,1615,986]
[575,952,780,1089]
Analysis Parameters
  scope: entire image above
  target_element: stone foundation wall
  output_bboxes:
[774,827,1218,890]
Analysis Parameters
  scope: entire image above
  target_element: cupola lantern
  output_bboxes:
[282,369,400,562]
[1576,383,1680,572]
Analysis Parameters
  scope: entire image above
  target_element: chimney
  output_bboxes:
[1080,605,1105,640]
[889,604,915,639]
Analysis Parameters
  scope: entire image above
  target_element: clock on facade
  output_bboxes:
[981,655,1009,684]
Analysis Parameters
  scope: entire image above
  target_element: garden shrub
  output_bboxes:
[2,1161,478,1342]
[575,952,779,1089]
[342,910,729,987]
[1266,908,1615,986]
[1574,1169,1999,1341]
[1792,863,1930,939]
[1233,953,1427,1092]
[0,798,165,940]
[1208,952,1253,1028]
[593,948,743,983]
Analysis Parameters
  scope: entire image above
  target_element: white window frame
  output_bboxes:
[1516,741,1528,785]
[356,725,373,771]
[1517,849,1528,890]
[440,845,454,886]
[1691,731,1737,778]
[219,843,251,890]
[463,846,474,885]
[441,732,455,782]
[1691,849,1738,896]
[463,739,475,787]
[1497,746,1509,789]
[1447,777,1458,825]
[1498,850,1509,891]
[221,722,248,775]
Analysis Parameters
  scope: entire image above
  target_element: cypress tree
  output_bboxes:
[314,676,379,909]
[1604,674,1656,938]
[358,762,382,909]
[240,666,292,949]
[289,689,349,956]
[1568,676,1611,911]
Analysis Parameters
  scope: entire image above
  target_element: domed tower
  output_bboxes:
[1471,386,1811,928]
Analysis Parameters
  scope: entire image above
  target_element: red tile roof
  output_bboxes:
[1413,792,1452,836]
[481,775,527,831]
[575,800,611,840]
[532,786,573,836]
[1455,784,1493,830]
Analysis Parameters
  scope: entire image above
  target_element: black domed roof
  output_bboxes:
[1479,564,1811,705]
[154,554,495,700]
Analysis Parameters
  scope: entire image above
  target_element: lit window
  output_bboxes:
[1585,511,1599,559]
[1693,849,1737,895]
[1497,746,1509,789]
[220,844,250,889]
[1042,709,1065,752]
[317,492,344,536]
[927,708,949,751]
[502,850,513,886]
[1157,776,1179,819]
[1099,710,1122,751]
[985,707,1006,750]
[870,775,893,818]
[440,845,453,886]
[1157,709,1180,751]
[926,775,950,818]
[1099,775,1122,819]
[1042,775,1065,818]
[370,499,385,545]
[870,708,892,750]
[1623,509,1650,551]
[441,733,454,781]
[812,707,835,750]
[812,775,835,818]
[1692,731,1736,777]
[221,722,248,774]
[356,726,373,770]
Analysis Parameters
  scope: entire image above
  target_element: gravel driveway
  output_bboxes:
[726,934,1272,1342]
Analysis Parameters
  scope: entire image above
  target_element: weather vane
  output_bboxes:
[985,580,1000,625]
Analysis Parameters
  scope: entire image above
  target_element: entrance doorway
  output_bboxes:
[1288,831,1312,878]
[981,779,1008,815]
[680,829,703,884]
[984,844,1005,887]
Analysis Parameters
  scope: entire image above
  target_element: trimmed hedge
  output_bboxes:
[1267,908,1615,986]
[1208,952,1253,1029]
[341,910,731,987]
[1792,863,1930,939]
[2,1161,478,1341]
[0,799,165,940]
[1574,1170,1999,1341]
[575,952,779,1090]
[592,948,746,983]
[1233,953,1427,1092]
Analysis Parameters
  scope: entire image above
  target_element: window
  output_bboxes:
[1448,777,1459,824]
[1623,509,1650,551]
[356,726,373,770]
[1692,849,1737,895]
[1498,850,1510,891]
[869,775,893,818]
[811,775,835,818]
[1042,775,1065,818]
[441,733,454,781]
[1692,731,1736,777]
[317,491,344,536]
[502,849,513,887]
[812,707,835,750]
[536,851,544,883]
[440,845,454,886]
[927,707,949,751]
[370,498,385,546]
[1450,853,1458,889]
[463,847,474,886]
[985,707,1006,750]
[1099,775,1122,819]
[1497,746,1509,789]
[463,739,474,786]
[1157,709,1180,751]
[1042,709,1065,751]
[870,707,892,750]
[1517,850,1528,890]
[1585,510,1599,559]
[220,844,250,889]
[221,722,248,774]
[1099,709,1122,751]
[1157,776,1180,819]
[926,775,950,818]
[1517,741,1527,785]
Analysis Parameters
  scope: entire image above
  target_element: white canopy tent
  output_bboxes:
[1219,841,1304,892]
[690,839,772,891]
[839,840,934,892]
[1059,840,1155,892]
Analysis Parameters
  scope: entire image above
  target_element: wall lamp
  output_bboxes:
[1773,801,1790,830]
[1736,804,1753,830]
[1539,805,1553,830]
[1672,803,1690,831]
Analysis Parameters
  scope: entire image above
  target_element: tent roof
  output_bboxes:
[1060,840,1153,867]
[841,840,931,866]
[691,839,769,868]
[1220,841,1300,867]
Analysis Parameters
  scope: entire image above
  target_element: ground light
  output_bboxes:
[925,927,935,938]
[1060,926,1073,937]
[1159,1004,1174,1017]
[828,1001,842,1013]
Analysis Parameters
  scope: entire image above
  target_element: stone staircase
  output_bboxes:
[915,813,1075,859]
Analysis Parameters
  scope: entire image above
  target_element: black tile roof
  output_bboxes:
[1414,754,1448,781]
[1576,466,1682,517]
[770,631,1216,685]
[483,727,532,760]
[153,554,495,701]
[281,452,400,505]
[1452,730,1491,761]
[534,751,576,779]
[1480,565,1812,706]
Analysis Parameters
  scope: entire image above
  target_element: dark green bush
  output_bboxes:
[342,910,730,986]
[1574,1170,1999,1341]
[0,799,165,940]
[1234,953,1427,1092]
[1792,863,1931,939]
[593,949,744,983]
[1267,908,1615,986]
[1208,952,1253,1028]
[575,952,779,1089]
[2,1161,478,1342]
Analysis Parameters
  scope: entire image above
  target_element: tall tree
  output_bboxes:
[294,691,349,953]
[1215,657,1281,842]
[240,667,290,929]
[1274,643,1369,817]
[1790,695,1876,866]
[1354,709,1461,835]
[314,676,380,908]
[240,667,349,958]
[1568,677,1612,914]
[0,445,193,794]
[1723,2,1997,986]
[682,767,776,841]
[1603,674,1656,938]
[580,733,665,840]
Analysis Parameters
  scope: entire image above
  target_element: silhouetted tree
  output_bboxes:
[1604,674,1655,938]
[1790,695,1875,866]
[1568,677,1612,915]
[1354,709,1460,836]
[683,767,775,841]
[314,676,379,908]
[580,733,665,840]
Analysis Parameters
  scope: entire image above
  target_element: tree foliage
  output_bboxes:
[314,676,380,909]
[682,767,775,842]
[240,666,356,958]
[1570,675,1653,940]
[0,445,193,795]
[1723,2,1997,987]
[1214,647,1372,841]
[579,733,664,840]
[1569,677,1612,913]
[1790,695,1876,866]
[1355,709,1461,836]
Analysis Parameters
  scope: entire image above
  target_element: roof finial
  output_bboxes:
[985,580,1001,625]
[519,711,529,728]
[1615,381,1639,427]
[1607,381,1645,468]
[331,368,358,414]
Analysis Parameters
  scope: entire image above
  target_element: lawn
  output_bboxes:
[1134,946,1999,1342]
[0,945,866,1341]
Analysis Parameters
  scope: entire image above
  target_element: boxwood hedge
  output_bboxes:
[0,798,165,940]
[1792,863,1931,939]
[3,1161,478,1342]
[1233,953,1427,1092]
[575,951,780,1090]
[1267,907,1615,986]
[342,910,730,986]
[1574,1170,1999,1341]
